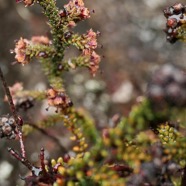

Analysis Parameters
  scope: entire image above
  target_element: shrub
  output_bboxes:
[0,1,186,186]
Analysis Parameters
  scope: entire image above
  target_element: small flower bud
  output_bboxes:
[59,9,67,17]
[63,154,70,163]
[47,88,57,99]
[0,115,17,139]
[163,3,186,43]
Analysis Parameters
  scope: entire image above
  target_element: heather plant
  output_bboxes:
[0,1,186,186]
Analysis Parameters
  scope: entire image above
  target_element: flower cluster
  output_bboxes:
[14,36,51,65]
[81,29,101,75]
[47,88,73,111]
[158,123,179,144]
[163,137,186,165]
[15,0,101,77]
[63,0,90,23]
[164,3,186,43]
[87,51,101,76]
[14,38,30,65]
[82,29,98,50]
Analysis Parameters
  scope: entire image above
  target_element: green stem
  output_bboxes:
[38,0,65,57]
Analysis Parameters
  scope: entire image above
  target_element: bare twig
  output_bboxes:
[0,67,17,119]
[0,66,26,157]
[8,148,33,170]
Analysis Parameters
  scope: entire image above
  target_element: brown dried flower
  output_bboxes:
[164,3,186,43]
[47,88,73,111]
[0,115,17,139]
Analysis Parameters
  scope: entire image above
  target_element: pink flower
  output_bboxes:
[16,0,34,6]
[68,21,76,28]
[31,36,50,45]
[74,0,84,6]
[23,0,34,6]
[89,51,101,75]
[80,6,90,19]
[83,29,98,50]
[82,50,101,76]
[64,0,90,20]
[14,38,30,65]
[4,83,23,104]
[14,36,51,65]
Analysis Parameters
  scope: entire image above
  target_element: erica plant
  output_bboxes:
[0,1,186,186]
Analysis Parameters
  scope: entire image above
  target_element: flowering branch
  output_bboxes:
[164,3,186,43]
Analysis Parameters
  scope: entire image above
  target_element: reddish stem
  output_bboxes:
[0,66,26,157]
[8,148,32,170]
[40,147,47,175]
[18,131,26,158]
[0,67,17,119]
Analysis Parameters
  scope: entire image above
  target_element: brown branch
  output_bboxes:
[8,148,33,171]
[0,66,26,157]
[0,67,17,119]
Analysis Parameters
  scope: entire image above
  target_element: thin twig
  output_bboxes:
[18,130,26,158]
[0,67,17,119]
[8,148,33,170]
[8,147,42,176]
[40,147,47,175]
[0,66,26,158]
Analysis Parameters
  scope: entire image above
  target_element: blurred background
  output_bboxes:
[0,0,185,185]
